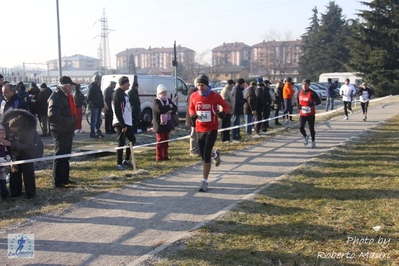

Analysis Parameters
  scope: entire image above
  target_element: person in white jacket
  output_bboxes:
[339,79,357,120]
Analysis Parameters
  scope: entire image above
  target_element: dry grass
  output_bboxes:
[151,116,399,266]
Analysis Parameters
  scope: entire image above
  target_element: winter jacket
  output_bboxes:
[283,82,295,99]
[219,86,235,115]
[128,88,141,118]
[103,86,114,115]
[255,86,265,112]
[73,89,86,108]
[47,86,76,135]
[231,85,246,116]
[112,88,132,128]
[87,82,104,109]
[1,109,42,159]
[152,97,178,133]
[325,81,336,98]
[243,86,257,115]
[0,93,29,118]
[36,87,53,116]
[185,87,198,127]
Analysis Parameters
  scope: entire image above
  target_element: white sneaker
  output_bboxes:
[344,116,348,120]
[74,129,79,133]
[213,149,221,167]
[303,135,309,146]
[350,110,353,115]
[198,180,208,192]
[311,141,316,148]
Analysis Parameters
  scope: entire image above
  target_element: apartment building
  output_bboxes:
[115,45,195,72]
[46,54,101,71]
[211,42,252,68]
[251,39,302,81]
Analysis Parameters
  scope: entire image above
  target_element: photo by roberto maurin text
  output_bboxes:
[317,235,392,260]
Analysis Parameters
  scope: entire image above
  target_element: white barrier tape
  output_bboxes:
[0,95,394,167]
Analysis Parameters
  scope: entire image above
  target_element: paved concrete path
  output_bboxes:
[1,97,398,266]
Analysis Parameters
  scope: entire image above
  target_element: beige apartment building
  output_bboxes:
[115,45,195,73]
[46,54,101,71]
[251,39,302,82]
[211,42,252,68]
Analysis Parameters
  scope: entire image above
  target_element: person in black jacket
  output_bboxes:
[274,81,284,125]
[244,81,258,136]
[254,79,265,134]
[0,109,42,199]
[36,83,53,136]
[103,81,116,134]
[112,76,136,170]
[231,78,246,140]
[261,80,273,131]
[48,76,77,188]
[87,74,104,138]
[1,84,29,118]
[152,84,178,161]
[185,84,199,156]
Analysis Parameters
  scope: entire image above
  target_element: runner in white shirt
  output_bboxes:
[357,82,373,121]
[339,78,357,120]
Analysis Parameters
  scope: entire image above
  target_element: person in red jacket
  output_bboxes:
[297,79,321,148]
[189,74,229,192]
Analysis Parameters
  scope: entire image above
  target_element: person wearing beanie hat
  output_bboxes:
[297,78,321,148]
[237,78,245,85]
[112,76,136,170]
[196,74,209,87]
[231,78,246,140]
[103,80,117,134]
[189,75,229,192]
[152,84,178,162]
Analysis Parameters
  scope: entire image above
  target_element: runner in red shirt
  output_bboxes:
[297,79,321,148]
[189,74,229,192]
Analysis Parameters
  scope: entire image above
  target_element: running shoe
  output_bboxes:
[303,135,309,146]
[311,141,316,148]
[198,180,208,192]
[213,149,221,167]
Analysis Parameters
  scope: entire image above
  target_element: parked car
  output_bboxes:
[211,87,223,94]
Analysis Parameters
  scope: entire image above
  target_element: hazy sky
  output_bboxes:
[1,0,368,69]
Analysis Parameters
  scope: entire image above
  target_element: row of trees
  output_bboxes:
[299,0,399,96]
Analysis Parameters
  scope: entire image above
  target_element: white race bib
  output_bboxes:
[301,106,311,114]
[196,110,211,122]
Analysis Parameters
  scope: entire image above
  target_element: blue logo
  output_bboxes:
[8,234,34,258]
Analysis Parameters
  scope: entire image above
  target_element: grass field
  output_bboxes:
[151,115,399,266]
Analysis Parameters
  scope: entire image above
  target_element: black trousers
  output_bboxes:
[52,132,73,187]
[343,101,352,117]
[114,125,136,165]
[220,113,232,141]
[261,106,271,130]
[299,115,316,141]
[10,160,35,198]
[104,113,114,133]
[254,110,263,133]
[275,102,282,123]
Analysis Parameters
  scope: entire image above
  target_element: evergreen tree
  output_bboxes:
[298,7,320,80]
[348,0,399,96]
[299,2,350,81]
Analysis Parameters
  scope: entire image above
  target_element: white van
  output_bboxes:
[319,72,363,86]
[101,74,189,123]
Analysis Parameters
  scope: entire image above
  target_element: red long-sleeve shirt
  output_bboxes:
[189,90,229,132]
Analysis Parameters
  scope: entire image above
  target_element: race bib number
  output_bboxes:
[301,106,311,114]
[196,110,211,122]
